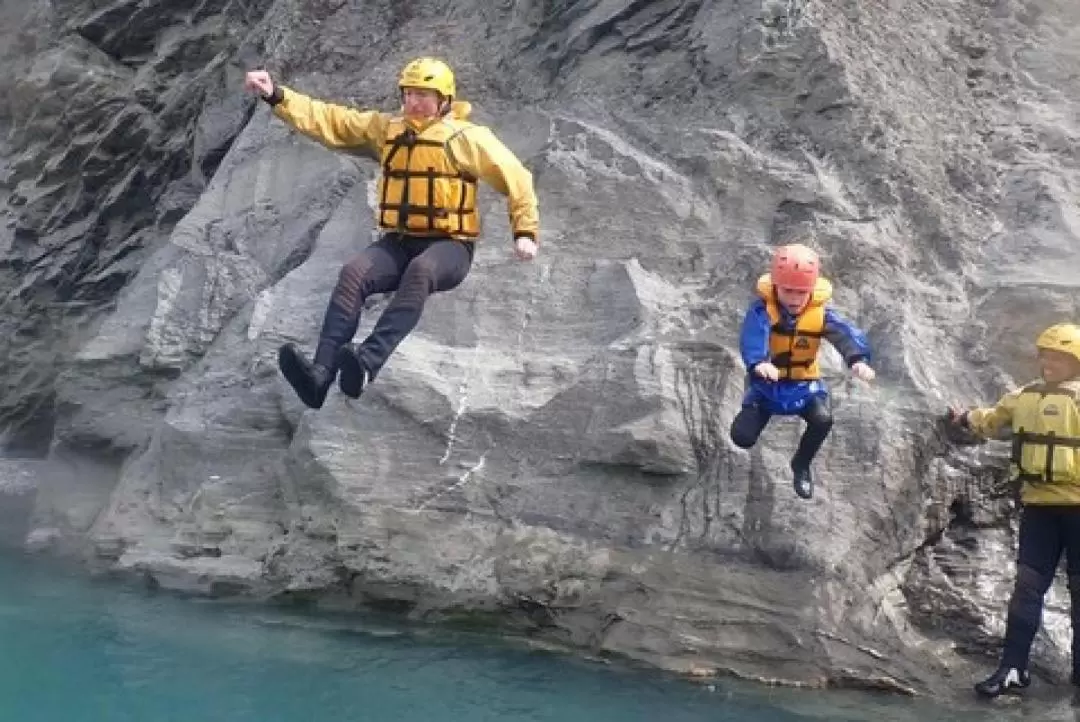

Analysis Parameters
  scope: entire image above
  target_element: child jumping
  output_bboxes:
[730,243,875,499]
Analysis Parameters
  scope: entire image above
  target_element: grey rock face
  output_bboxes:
[0,459,39,548]
[0,0,274,452]
[2,0,1080,703]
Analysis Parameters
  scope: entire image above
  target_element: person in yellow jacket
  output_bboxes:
[945,323,1080,698]
[243,58,540,408]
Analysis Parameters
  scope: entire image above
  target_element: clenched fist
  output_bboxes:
[514,236,538,261]
[850,361,875,383]
[244,70,275,98]
[753,362,780,382]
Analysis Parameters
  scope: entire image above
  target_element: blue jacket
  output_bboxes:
[739,298,871,414]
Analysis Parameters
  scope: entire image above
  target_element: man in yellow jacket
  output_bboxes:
[243,58,540,408]
[945,323,1080,697]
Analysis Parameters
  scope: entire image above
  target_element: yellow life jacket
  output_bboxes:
[377,117,479,238]
[756,274,833,380]
[1010,379,1080,504]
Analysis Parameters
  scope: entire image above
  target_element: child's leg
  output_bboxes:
[792,395,833,471]
[730,403,772,449]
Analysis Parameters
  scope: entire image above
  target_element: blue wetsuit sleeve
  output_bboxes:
[823,306,871,366]
[739,300,772,369]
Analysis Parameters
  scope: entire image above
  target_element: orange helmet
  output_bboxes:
[770,243,820,291]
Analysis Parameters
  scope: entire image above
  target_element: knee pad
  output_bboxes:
[335,260,372,310]
[1009,564,1054,613]
[394,259,439,306]
[405,256,438,279]
[339,257,372,285]
[808,405,833,430]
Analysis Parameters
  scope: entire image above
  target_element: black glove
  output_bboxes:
[262,85,284,106]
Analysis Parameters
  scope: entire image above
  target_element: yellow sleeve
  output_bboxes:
[448,126,540,241]
[966,389,1021,438]
[272,87,389,153]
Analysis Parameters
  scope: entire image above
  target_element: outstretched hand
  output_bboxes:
[940,403,982,445]
[244,70,275,97]
[945,405,968,427]
[851,361,875,383]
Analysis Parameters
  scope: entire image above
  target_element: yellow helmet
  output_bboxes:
[398,57,455,98]
[1036,323,1080,363]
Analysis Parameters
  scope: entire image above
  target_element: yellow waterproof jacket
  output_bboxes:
[271,87,540,241]
[968,378,1080,504]
[756,274,833,380]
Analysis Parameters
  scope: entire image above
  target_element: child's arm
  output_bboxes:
[822,307,872,367]
[739,300,773,371]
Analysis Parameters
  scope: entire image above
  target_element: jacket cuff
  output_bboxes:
[846,355,867,367]
[514,231,537,243]
[262,86,284,106]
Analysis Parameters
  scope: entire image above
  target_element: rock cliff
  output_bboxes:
[2,0,1080,703]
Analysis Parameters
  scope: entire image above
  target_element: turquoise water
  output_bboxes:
[0,550,1055,721]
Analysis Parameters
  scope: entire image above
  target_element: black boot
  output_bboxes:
[792,463,813,500]
[278,343,333,409]
[335,343,371,399]
[974,665,1030,698]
